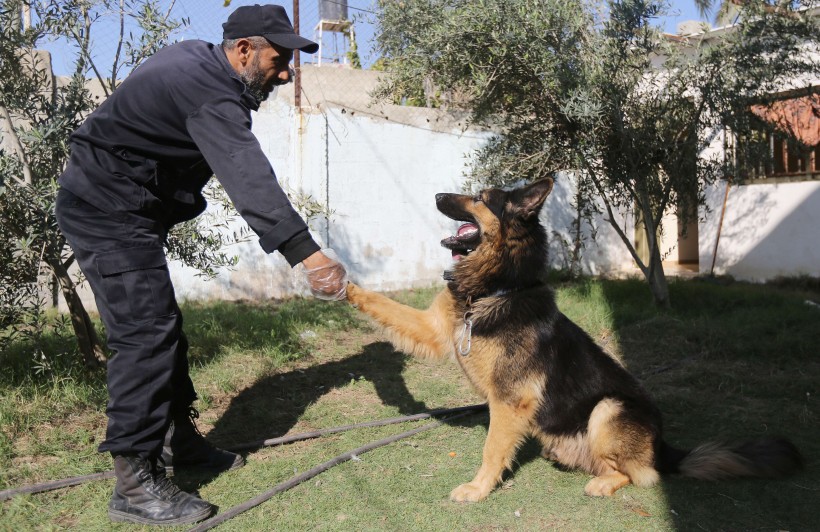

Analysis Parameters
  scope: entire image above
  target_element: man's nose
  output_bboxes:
[280,66,295,84]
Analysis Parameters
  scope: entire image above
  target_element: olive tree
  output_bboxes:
[374,0,819,306]
[0,0,246,366]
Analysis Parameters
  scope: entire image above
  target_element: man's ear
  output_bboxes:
[235,38,253,65]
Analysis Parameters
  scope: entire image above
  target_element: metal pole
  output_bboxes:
[710,179,731,276]
[293,0,301,111]
[21,1,31,31]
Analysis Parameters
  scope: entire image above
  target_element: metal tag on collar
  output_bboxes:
[457,312,473,356]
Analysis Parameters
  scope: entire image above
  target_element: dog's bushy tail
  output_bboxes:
[657,437,802,481]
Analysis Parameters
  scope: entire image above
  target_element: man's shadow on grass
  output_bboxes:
[174,341,488,491]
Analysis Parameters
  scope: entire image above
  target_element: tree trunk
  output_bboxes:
[629,180,673,309]
[646,242,670,308]
[46,259,107,367]
[51,274,59,307]
[641,208,671,308]
[570,186,584,276]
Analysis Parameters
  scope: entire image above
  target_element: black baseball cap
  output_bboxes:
[223,4,319,54]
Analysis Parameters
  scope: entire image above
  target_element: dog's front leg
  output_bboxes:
[450,399,532,502]
[347,282,453,360]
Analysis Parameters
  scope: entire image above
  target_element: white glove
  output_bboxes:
[296,249,348,301]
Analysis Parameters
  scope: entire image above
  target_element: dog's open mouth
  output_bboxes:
[441,222,480,261]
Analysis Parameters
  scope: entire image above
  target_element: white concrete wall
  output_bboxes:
[701,179,820,281]
[541,172,635,275]
[64,69,820,312]
[168,98,639,304]
[61,67,638,312]
[692,20,820,281]
[697,115,820,282]
[207,97,819,297]
[168,93,494,302]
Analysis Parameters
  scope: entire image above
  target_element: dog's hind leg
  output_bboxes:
[584,471,631,496]
[584,399,660,497]
[584,459,658,496]
[450,397,535,502]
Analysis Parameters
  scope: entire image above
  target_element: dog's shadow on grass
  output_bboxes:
[175,341,487,491]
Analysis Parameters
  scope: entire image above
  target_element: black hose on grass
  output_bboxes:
[0,471,116,500]
[0,403,487,502]
[229,403,487,451]
[187,409,481,532]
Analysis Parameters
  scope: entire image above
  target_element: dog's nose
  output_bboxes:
[435,193,446,203]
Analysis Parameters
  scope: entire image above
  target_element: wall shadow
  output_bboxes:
[725,185,820,280]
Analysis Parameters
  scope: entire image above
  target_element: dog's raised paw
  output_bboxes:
[345,282,362,305]
[449,482,488,503]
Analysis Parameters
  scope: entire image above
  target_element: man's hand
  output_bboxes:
[301,250,348,301]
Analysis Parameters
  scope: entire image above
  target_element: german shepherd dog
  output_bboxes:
[346,178,802,502]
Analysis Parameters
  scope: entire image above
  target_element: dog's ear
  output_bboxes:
[513,178,554,220]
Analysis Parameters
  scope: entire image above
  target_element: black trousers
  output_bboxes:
[55,187,197,458]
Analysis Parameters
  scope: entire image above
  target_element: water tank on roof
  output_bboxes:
[677,20,710,36]
[319,0,348,21]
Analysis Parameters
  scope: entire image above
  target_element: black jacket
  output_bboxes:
[59,39,319,266]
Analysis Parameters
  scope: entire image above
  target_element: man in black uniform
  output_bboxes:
[55,4,347,526]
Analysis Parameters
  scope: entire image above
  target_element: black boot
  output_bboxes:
[159,407,245,475]
[108,454,215,525]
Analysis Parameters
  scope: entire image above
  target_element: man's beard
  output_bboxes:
[239,54,272,102]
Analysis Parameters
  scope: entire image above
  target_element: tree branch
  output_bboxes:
[583,160,648,277]
[0,104,33,185]
[110,0,125,90]
[70,9,111,98]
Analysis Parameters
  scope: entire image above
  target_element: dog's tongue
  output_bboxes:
[452,223,479,261]
[457,223,478,238]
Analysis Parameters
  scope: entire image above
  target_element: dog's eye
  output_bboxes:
[473,195,483,203]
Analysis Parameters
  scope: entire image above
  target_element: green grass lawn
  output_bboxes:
[1,276,818,531]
